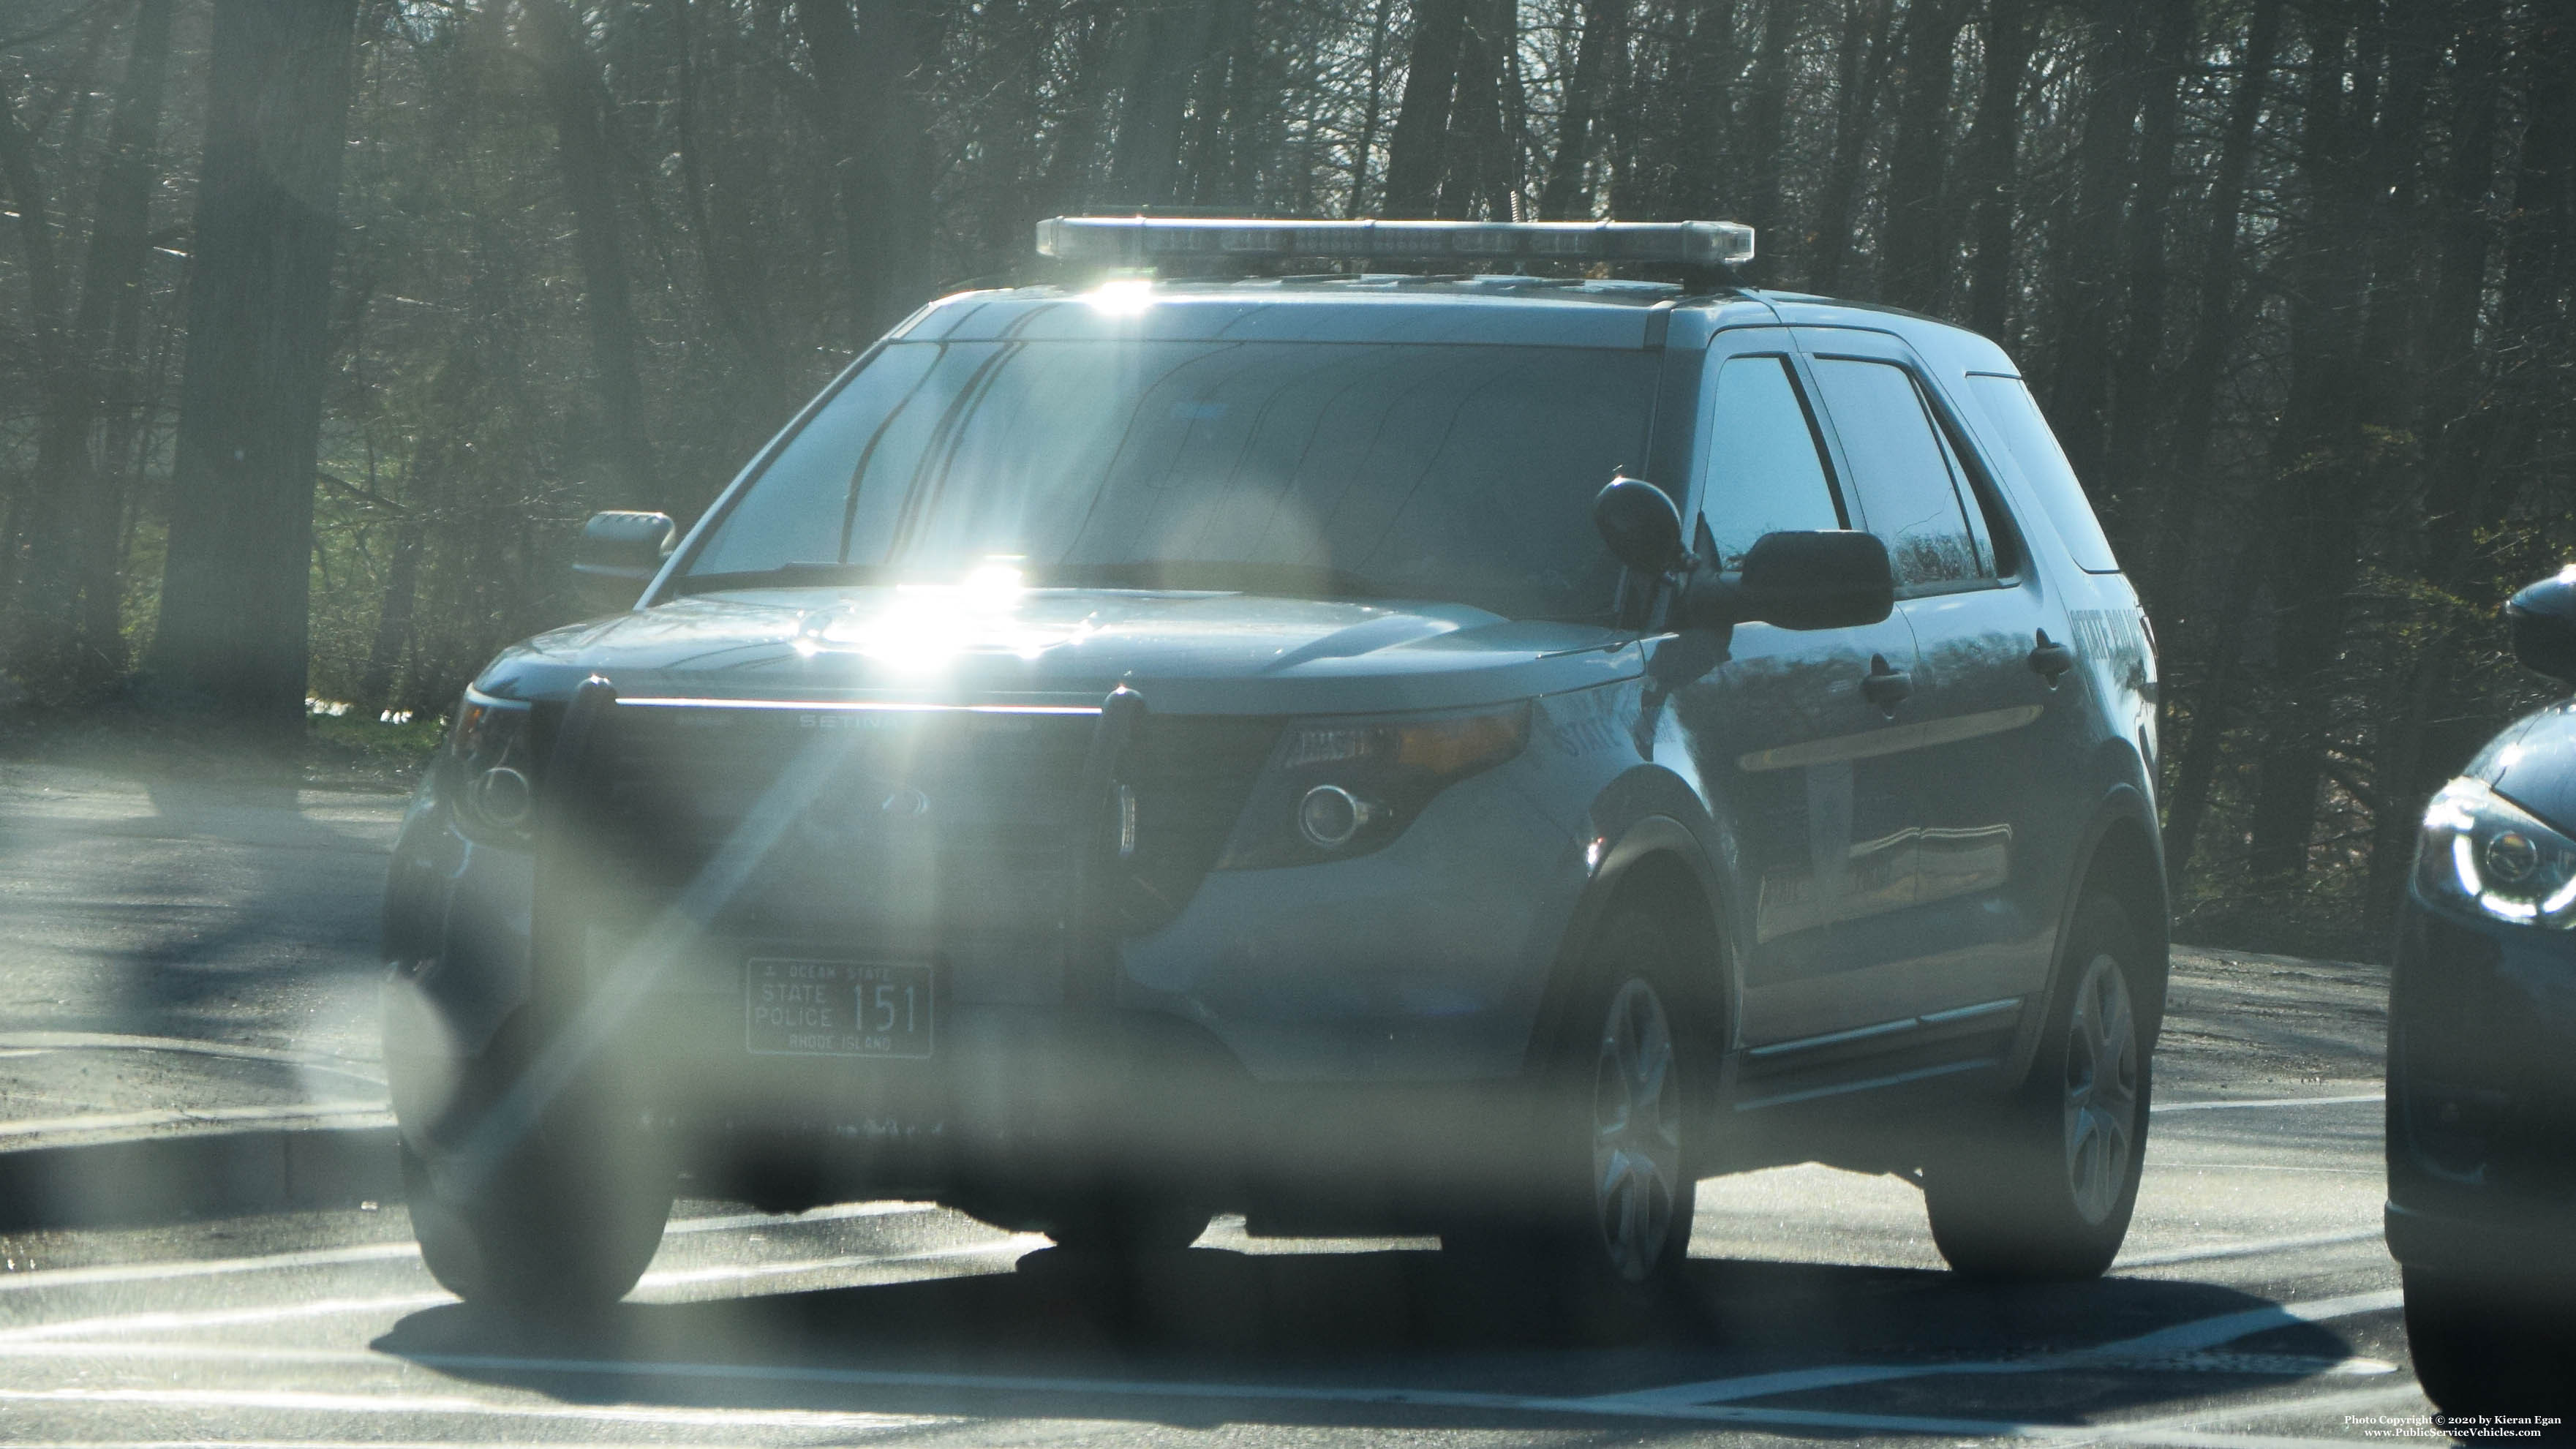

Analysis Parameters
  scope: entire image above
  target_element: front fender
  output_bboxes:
[1520,775,1737,1077]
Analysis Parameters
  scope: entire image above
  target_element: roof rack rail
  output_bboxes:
[1035,217,1754,268]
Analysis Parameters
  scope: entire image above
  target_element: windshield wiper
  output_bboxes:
[671,559,1388,601]
[668,561,892,595]
[1026,561,1388,599]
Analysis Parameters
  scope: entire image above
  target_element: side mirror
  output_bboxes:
[1593,475,1686,576]
[1684,530,1895,631]
[572,510,675,614]
[2508,566,2576,684]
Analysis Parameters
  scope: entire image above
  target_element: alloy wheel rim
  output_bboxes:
[1591,976,1683,1282]
[2060,952,2139,1224]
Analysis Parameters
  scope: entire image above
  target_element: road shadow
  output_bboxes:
[376,1244,2372,1434]
[0,768,399,1044]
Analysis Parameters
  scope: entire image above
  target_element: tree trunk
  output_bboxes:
[669,0,783,407]
[1383,0,1472,216]
[2098,0,2191,524]
[2367,0,2576,914]
[1736,0,1801,261]
[1802,0,1894,293]
[2038,0,2149,494]
[2161,541,2267,885]
[1537,0,1624,219]
[2142,0,2281,611]
[1107,0,1218,205]
[1876,0,1967,312]
[526,0,658,513]
[801,0,939,335]
[65,0,176,680]
[1960,0,2032,339]
[1653,0,1739,223]
[2240,16,2376,887]
[1438,0,1515,217]
[0,75,72,649]
[1346,0,1401,212]
[140,0,359,734]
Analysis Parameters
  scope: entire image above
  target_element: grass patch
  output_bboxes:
[0,696,442,794]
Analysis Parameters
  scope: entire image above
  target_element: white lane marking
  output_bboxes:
[2153,1094,2382,1113]
[640,1237,1046,1290]
[0,1433,706,1443]
[0,1031,387,1084]
[2092,1289,2405,1356]
[0,1200,939,1292]
[0,1340,2424,1447]
[0,1101,391,1140]
[0,1241,1029,1341]
[1586,1288,2405,1409]
[2114,1382,2433,1433]
[0,1385,933,1431]
[2116,1228,2384,1268]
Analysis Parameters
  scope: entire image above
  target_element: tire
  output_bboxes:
[402,1091,674,1314]
[1925,893,2150,1280]
[1450,906,1707,1339]
[2404,1267,2576,1420]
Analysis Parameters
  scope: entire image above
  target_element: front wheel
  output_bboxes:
[2404,1268,2575,1418]
[402,1099,674,1314]
[1924,894,2150,1280]
[1450,907,1706,1337]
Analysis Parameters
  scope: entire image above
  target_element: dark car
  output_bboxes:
[2390,565,2576,1414]
[383,217,2167,1323]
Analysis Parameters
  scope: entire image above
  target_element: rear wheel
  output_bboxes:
[1924,894,2149,1280]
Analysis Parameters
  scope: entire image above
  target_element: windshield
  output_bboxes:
[682,339,1660,620]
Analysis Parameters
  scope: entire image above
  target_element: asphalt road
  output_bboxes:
[0,758,2462,1447]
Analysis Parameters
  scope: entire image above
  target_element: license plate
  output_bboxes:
[743,958,934,1058]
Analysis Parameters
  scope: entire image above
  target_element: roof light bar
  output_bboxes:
[1035,217,1755,268]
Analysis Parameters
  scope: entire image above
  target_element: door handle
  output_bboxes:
[2028,630,2074,686]
[1861,655,1913,711]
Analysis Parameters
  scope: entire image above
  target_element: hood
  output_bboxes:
[473,586,1641,715]
[2471,699,2576,835]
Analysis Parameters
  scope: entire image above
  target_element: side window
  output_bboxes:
[1809,357,1989,590]
[1698,354,1845,569]
[1964,372,2122,574]
[1929,414,2010,576]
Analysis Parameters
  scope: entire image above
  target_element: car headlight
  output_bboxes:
[446,687,538,843]
[1215,702,1529,869]
[2416,776,2576,927]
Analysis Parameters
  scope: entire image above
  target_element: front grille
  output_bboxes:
[1121,713,1287,932]
[568,702,1277,950]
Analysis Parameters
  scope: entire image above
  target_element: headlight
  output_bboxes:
[2416,777,2576,927]
[447,687,538,843]
[1215,702,1529,868]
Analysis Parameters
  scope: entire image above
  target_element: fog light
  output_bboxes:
[1298,784,1380,850]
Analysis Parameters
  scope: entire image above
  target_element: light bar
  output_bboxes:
[1035,217,1755,268]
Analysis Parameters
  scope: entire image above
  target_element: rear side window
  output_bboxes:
[1699,355,1845,568]
[1964,373,2122,574]
[1810,358,1989,590]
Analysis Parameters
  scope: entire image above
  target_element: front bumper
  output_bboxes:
[2384,895,2576,1280]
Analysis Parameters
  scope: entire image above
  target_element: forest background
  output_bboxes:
[2,0,2572,956]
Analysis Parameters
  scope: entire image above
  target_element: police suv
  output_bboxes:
[383,217,2166,1321]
